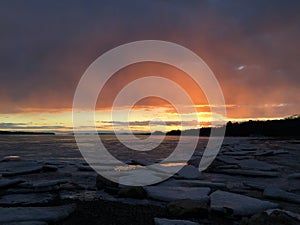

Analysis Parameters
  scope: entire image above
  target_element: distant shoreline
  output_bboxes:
[102,115,300,138]
[165,115,300,138]
[0,131,55,135]
[1,115,299,138]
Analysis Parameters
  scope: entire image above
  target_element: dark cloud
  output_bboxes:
[0,0,299,117]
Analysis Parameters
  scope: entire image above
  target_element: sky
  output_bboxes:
[0,0,299,132]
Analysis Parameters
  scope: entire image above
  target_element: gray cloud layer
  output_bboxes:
[0,0,299,116]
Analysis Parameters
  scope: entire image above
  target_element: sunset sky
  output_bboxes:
[0,0,299,132]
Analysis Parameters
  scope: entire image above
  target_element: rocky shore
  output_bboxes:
[0,137,299,225]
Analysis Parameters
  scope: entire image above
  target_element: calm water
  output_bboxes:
[0,135,211,163]
[0,134,296,166]
[0,135,300,171]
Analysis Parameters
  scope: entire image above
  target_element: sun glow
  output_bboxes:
[0,103,292,133]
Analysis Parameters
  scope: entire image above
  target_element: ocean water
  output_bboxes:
[0,135,197,160]
[1,134,300,190]
[0,135,298,169]
[0,135,207,163]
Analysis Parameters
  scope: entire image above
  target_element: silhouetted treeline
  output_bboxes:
[166,115,300,137]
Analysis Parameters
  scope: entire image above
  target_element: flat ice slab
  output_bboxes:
[210,190,278,216]
[0,204,76,223]
[145,187,210,202]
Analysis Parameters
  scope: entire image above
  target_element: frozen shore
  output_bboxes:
[0,136,299,225]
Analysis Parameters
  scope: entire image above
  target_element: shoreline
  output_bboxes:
[0,136,299,225]
[0,131,55,135]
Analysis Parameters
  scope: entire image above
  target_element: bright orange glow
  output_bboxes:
[0,63,298,132]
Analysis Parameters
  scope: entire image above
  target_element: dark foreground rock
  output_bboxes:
[0,204,76,223]
[0,179,24,189]
[241,209,300,225]
[1,166,44,177]
[118,186,147,199]
[2,221,47,225]
[0,193,54,206]
[96,174,118,190]
[167,199,209,217]
[154,218,200,225]
[215,169,280,177]
[263,186,300,204]
[52,200,167,225]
